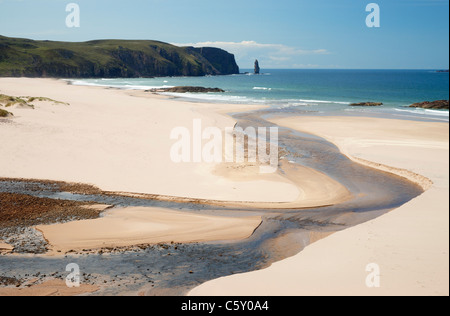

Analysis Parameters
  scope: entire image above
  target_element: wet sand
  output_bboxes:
[36,207,262,255]
[0,279,99,296]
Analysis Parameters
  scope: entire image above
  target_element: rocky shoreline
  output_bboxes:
[146,86,225,93]
[409,100,449,110]
[348,100,449,110]
[350,102,383,106]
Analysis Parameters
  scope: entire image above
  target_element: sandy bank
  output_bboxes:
[0,242,14,254]
[190,116,449,296]
[36,207,262,254]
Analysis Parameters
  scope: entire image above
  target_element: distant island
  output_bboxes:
[0,35,239,78]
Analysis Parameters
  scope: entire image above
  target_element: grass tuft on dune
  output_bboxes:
[0,93,69,110]
[0,108,13,117]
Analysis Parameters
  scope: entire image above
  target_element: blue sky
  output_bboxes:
[0,0,448,69]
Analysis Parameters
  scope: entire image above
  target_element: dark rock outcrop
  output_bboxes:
[350,102,383,106]
[187,47,240,76]
[0,35,240,78]
[147,86,225,93]
[409,100,449,110]
[254,59,260,74]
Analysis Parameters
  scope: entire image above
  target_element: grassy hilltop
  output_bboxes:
[0,35,239,78]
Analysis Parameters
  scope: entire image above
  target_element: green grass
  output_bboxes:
[0,35,239,78]
[0,94,33,108]
[0,108,13,117]
[0,94,68,109]
[0,94,16,104]
[27,97,69,105]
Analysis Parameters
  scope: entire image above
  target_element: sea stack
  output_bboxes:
[254,59,260,74]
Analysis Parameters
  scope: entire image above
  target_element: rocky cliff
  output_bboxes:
[0,36,239,78]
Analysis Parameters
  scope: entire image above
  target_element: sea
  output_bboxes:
[70,69,449,122]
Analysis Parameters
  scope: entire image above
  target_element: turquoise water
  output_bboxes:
[71,69,449,122]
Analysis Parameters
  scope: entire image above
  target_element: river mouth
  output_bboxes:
[0,109,424,296]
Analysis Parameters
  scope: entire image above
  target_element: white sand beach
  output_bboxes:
[0,78,352,208]
[0,78,350,257]
[0,78,297,203]
[1,78,448,296]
